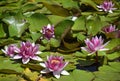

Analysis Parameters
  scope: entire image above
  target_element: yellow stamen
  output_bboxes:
[51,60,60,64]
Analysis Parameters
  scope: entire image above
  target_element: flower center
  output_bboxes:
[51,59,60,64]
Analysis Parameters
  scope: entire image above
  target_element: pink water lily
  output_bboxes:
[103,24,117,33]
[13,41,42,64]
[40,55,69,79]
[81,36,109,55]
[41,24,55,40]
[97,1,116,13]
[2,44,20,57]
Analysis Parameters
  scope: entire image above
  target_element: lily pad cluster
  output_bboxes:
[0,0,120,81]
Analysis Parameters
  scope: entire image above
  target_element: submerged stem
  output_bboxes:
[95,51,98,63]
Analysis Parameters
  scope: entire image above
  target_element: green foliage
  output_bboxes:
[55,19,74,39]
[0,74,21,81]
[106,38,120,50]
[42,2,70,17]
[3,15,28,37]
[55,70,94,81]
[94,62,120,81]
[0,23,6,38]
[50,38,60,47]
[81,0,99,10]
[26,13,50,32]
[0,56,24,74]
[72,16,86,31]
[86,15,108,35]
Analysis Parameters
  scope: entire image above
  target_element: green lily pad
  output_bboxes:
[72,70,94,81]
[0,74,21,81]
[3,16,28,37]
[0,56,23,74]
[43,2,70,17]
[27,13,51,32]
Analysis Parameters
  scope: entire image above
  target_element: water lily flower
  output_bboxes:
[81,36,109,55]
[103,24,117,33]
[97,1,116,13]
[40,55,69,79]
[13,41,42,64]
[41,24,55,40]
[2,44,20,57]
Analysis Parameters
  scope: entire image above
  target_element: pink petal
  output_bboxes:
[40,63,46,68]
[53,71,61,79]
[47,24,51,29]
[61,70,69,75]
[99,48,109,51]
[58,62,69,71]
[1,49,7,54]
[81,47,89,52]
[22,58,30,64]
[101,41,110,49]
[31,56,43,61]
[35,51,42,54]
[87,52,96,56]
[41,69,50,74]
[13,55,22,59]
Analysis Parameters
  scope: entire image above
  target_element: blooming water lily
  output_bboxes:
[13,41,42,64]
[103,24,117,33]
[81,36,109,55]
[41,24,55,40]
[97,1,116,13]
[2,44,19,57]
[40,55,69,79]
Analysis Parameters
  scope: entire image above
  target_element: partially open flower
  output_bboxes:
[81,36,109,55]
[13,41,42,64]
[103,24,117,33]
[41,24,55,40]
[97,1,116,13]
[40,55,69,79]
[2,44,20,57]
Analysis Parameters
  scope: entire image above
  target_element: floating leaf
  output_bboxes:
[27,13,51,32]
[94,62,120,81]
[21,63,43,71]
[48,15,65,25]
[55,20,74,39]
[107,52,120,60]
[87,16,108,35]
[76,33,86,41]
[81,0,98,10]
[72,70,94,81]
[0,56,24,74]
[0,38,17,47]
[0,23,6,38]
[38,77,48,81]
[22,2,42,12]
[72,16,86,31]
[23,68,39,81]
[109,62,120,72]
[62,39,80,50]
[106,38,120,50]
[77,59,95,66]
[30,32,41,41]
[3,16,28,37]
[59,0,79,9]
[43,2,70,17]
[55,75,74,81]
[0,74,21,81]
[94,72,120,81]
[50,38,60,47]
